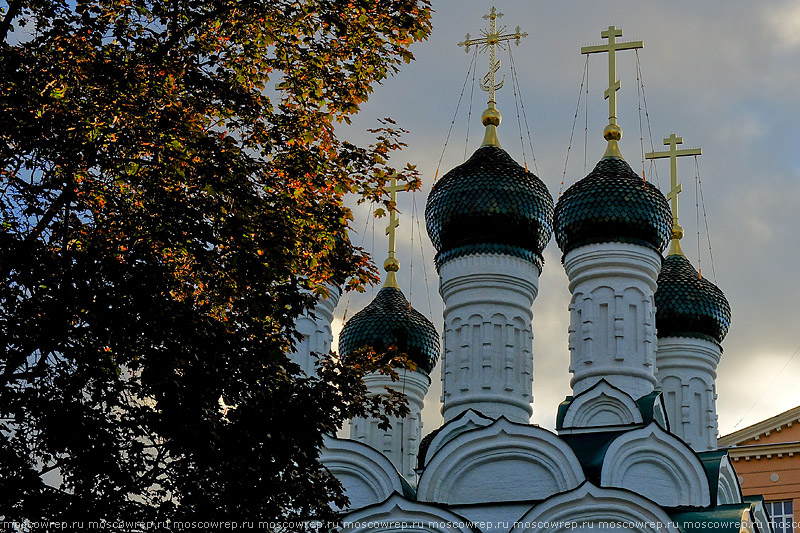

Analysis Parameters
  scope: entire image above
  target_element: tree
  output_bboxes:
[0,0,431,528]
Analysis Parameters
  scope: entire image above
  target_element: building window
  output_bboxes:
[767,500,794,533]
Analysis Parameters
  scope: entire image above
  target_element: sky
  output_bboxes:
[332,0,800,437]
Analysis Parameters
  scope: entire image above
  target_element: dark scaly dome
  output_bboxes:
[655,253,731,345]
[425,145,554,271]
[553,157,672,257]
[338,287,440,375]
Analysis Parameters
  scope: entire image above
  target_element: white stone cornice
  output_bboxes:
[656,336,721,369]
[564,242,662,292]
[362,371,431,411]
[439,254,540,310]
[725,441,800,459]
[440,273,538,311]
[569,367,659,397]
[439,251,542,272]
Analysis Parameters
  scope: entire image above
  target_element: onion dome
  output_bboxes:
[553,156,672,256]
[338,287,440,375]
[655,254,731,345]
[425,105,554,271]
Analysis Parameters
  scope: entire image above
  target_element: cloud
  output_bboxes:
[766,1,800,50]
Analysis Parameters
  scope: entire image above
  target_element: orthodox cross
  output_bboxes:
[383,174,406,288]
[646,134,702,254]
[581,26,643,128]
[458,7,528,104]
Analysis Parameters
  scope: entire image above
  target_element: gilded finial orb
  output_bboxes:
[601,123,624,159]
[384,257,400,272]
[603,123,622,141]
[480,101,502,147]
[667,225,686,257]
[482,103,502,127]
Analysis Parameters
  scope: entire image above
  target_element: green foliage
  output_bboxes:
[0,0,431,528]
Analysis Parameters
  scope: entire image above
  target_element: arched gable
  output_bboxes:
[560,379,643,430]
[651,395,669,431]
[320,436,407,511]
[600,423,710,507]
[747,499,771,533]
[419,409,494,468]
[341,494,480,532]
[417,418,585,504]
[512,482,680,533]
[716,454,743,505]
[698,450,743,506]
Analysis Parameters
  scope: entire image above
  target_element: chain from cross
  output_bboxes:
[458,7,528,104]
[382,174,406,287]
[581,26,643,127]
[645,134,702,236]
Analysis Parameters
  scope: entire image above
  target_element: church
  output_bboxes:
[290,14,774,533]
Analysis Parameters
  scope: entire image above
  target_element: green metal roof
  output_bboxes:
[697,449,728,506]
[636,390,667,429]
[560,430,625,485]
[670,504,751,533]
[555,396,574,430]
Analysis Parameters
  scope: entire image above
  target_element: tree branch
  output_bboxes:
[24,184,72,245]
[0,0,24,43]
[39,459,65,478]
[153,4,235,61]
[2,347,54,384]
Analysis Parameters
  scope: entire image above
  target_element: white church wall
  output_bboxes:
[564,242,660,400]
[319,437,406,511]
[656,336,721,451]
[418,409,493,469]
[512,482,681,533]
[349,370,430,481]
[600,424,710,507]
[288,285,340,375]
[438,253,539,424]
[417,418,585,505]
[340,494,480,533]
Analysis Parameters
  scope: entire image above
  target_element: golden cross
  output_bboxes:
[581,26,643,129]
[383,174,406,288]
[458,7,528,104]
[646,134,702,255]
